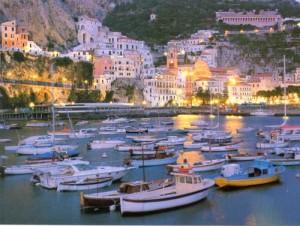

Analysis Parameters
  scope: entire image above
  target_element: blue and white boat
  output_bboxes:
[269,152,300,166]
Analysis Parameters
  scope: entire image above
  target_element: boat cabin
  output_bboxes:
[280,125,300,136]
[248,160,275,177]
[171,173,203,191]
[119,181,150,193]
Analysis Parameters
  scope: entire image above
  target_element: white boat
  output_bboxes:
[190,120,209,127]
[35,165,132,189]
[26,122,49,127]
[115,143,155,152]
[102,118,129,124]
[4,159,89,175]
[0,139,11,143]
[69,128,98,139]
[237,127,255,133]
[192,131,232,143]
[226,152,266,161]
[183,142,207,149]
[277,125,300,141]
[75,120,89,126]
[168,151,225,173]
[156,136,186,146]
[80,179,174,211]
[19,135,65,146]
[131,147,176,156]
[88,140,126,150]
[147,126,171,133]
[128,152,177,167]
[16,144,78,155]
[128,135,163,143]
[201,142,240,152]
[250,109,275,116]
[98,128,126,135]
[120,173,214,214]
[256,137,288,149]
[57,177,112,192]
[269,152,300,166]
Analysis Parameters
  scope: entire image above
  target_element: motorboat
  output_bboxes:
[130,146,176,156]
[80,179,174,211]
[126,151,178,167]
[277,125,300,141]
[272,147,300,156]
[16,145,78,155]
[256,137,288,149]
[183,141,207,149]
[215,160,284,188]
[120,173,214,214]
[226,152,266,161]
[0,139,11,143]
[4,159,89,175]
[88,140,126,150]
[201,141,241,152]
[34,164,132,189]
[161,121,174,126]
[98,127,126,135]
[250,109,275,116]
[102,118,129,124]
[69,128,98,139]
[27,148,80,162]
[57,177,113,192]
[168,151,225,173]
[26,122,49,127]
[237,127,255,133]
[269,152,300,166]
[115,143,155,152]
[156,136,186,146]
[147,126,171,133]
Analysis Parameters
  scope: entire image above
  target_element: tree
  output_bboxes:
[196,88,211,104]
[103,90,114,102]
[13,51,25,62]
[52,57,73,67]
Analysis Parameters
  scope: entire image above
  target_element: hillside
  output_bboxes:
[0,0,128,50]
[104,0,300,45]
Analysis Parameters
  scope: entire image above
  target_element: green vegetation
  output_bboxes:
[103,90,114,103]
[229,28,300,71]
[68,86,101,103]
[12,51,25,62]
[125,85,135,103]
[104,0,300,45]
[195,88,228,104]
[52,57,73,67]
[257,86,300,99]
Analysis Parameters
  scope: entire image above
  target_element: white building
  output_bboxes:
[228,81,252,104]
[199,48,218,67]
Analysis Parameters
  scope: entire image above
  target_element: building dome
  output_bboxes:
[193,59,212,79]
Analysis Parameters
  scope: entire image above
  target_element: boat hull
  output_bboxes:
[131,156,177,167]
[57,178,112,192]
[120,187,210,214]
[270,159,300,166]
[215,174,279,188]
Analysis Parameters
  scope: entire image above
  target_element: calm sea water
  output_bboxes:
[1,115,300,225]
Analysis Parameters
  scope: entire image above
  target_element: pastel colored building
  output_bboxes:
[1,20,28,50]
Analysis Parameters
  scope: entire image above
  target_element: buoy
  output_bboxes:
[109,204,116,212]
[102,153,107,158]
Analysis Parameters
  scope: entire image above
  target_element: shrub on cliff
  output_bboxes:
[53,57,73,67]
[13,51,25,62]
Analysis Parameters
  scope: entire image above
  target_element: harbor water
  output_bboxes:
[1,115,300,225]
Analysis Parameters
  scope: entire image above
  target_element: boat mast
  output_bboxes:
[50,63,55,144]
[283,55,287,119]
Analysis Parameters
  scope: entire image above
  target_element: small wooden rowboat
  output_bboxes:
[57,177,112,192]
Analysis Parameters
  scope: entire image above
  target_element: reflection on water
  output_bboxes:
[173,114,200,129]
[223,115,244,134]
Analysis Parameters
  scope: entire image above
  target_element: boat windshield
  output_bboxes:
[248,167,262,177]
[75,164,96,171]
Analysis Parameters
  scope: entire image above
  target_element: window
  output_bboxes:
[186,176,193,184]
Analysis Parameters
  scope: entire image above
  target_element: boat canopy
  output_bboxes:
[251,160,273,170]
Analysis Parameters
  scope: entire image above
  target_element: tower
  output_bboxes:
[167,47,178,70]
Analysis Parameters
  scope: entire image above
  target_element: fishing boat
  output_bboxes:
[69,128,98,139]
[192,131,232,144]
[115,143,155,152]
[237,127,255,133]
[215,160,285,188]
[269,152,300,166]
[88,140,126,150]
[80,179,174,211]
[256,137,288,149]
[57,177,113,192]
[27,147,80,161]
[183,141,207,149]
[126,151,177,167]
[34,165,132,189]
[156,136,186,146]
[201,141,241,152]
[168,151,225,173]
[226,152,266,161]
[120,172,215,214]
